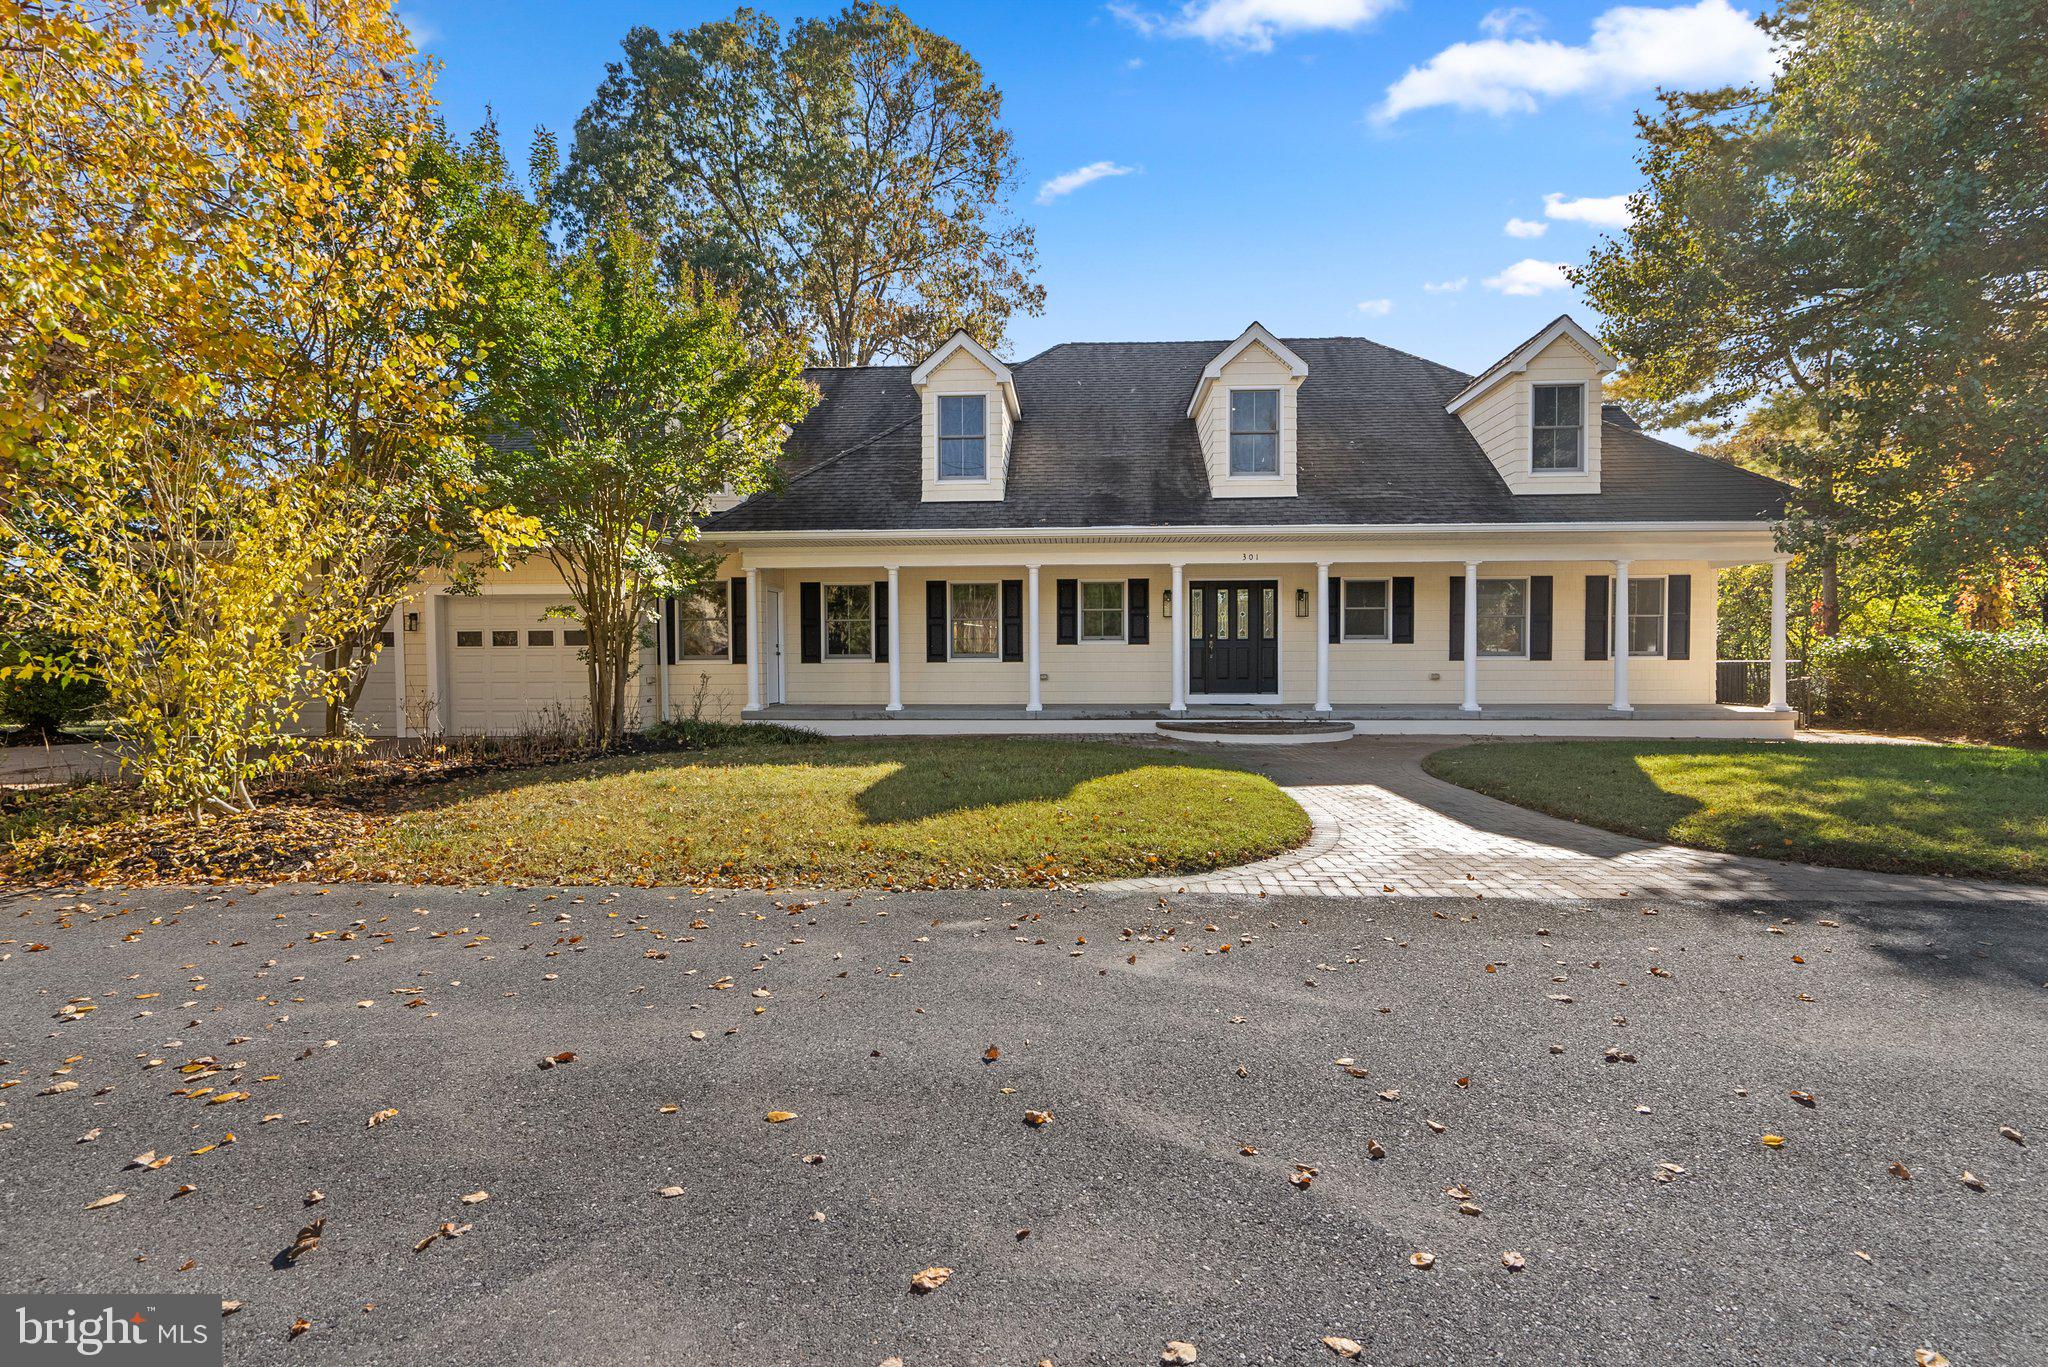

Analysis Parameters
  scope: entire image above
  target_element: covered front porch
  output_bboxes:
[739,700,1797,741]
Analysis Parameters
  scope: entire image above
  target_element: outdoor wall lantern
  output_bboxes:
[1294,588,1311,618]
[1161,588,1172,620]
[405,612,420,633]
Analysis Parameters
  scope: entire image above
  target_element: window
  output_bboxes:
[949,582,999,658]
[377,630,395,648]
[455,630,482,648]
[527,630,553,646]
[1342,579,1391,641]
[938,394,987,480]
[491,630,518,647]
[1080,581,1125,641]
[1532,384,1584,472]
[563,629,588,647]
[1229,389,1279,475]
[825,584,873,659]
[1621,576,1666,657]
[1477,578,1529,657]
[676,590,730,660]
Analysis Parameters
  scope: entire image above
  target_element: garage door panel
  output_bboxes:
[447,597,590,736]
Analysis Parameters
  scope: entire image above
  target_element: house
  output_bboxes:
[356,315,1799,740]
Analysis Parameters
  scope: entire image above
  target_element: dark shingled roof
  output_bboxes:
[705,336,1788,533]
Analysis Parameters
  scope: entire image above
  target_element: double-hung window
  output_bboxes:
[677,589,730,660]
[1621,576,1666,657]
[1228,389,1279,476]
[1080,581,1126,641]
[1477,578,1529,658]
[1342,579,1391,641]
[949,582,1000,658]
[938,395,988,480]
[1531,384,1584,472]
[824,584,873,659]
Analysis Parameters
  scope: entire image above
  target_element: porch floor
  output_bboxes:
[739,701,1795,739]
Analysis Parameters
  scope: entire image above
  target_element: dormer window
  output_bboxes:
[938,394,987,480]
[1532,383,1584,472]
[1229,389,1279,475]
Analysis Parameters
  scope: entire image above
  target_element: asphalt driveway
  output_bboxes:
[1,883,2042,1365]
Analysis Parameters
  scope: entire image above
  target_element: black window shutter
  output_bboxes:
[872,579,890,663]
[1001,579,1024,662]
[1448,576,1465,661]
[1392,577,1415,643]
[1667,574,1691,659]
[662,596,677,665]
[728,578,747,664]
[1127,578,1149,644]
[1584,575,1609,661]
[1328,576,1343,644]
[1529,575,1554,661]
[1055,579,1078,645]
[798,582,821,663]
[926,580,947,662]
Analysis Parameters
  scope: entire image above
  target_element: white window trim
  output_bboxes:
[822,580,876,662]
[1611,574,1669,658]
[946,580,1002,661]
[1225,386,1284,480]
[1529,380,1588,476]
[935,391,992,483]
[1340,576,1393,643]
[675,586,732,662]
[1477,575,1531,660]
[1078,579,1127,643]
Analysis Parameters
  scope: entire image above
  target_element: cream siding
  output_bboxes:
[1454,333,1605,495]
[1191,340,1302,498]
[917,351,1012,503]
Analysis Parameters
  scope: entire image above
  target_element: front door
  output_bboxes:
[762,588,785,706]
[1188,581,1279,695]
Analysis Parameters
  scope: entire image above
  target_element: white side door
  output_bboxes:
[762,588,784,706]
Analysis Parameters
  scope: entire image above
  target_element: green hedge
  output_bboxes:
[1809,629,2048,742]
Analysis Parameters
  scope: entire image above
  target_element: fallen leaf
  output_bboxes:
[1790,1090,1817,1108]
[461,1191,489,1204]
[1409,1251,1435,1269]
[765,1111,797,1124]
[1322,1336,1363,1358]
[1760,1134,1785,1148]
[1162,1343,1199,1365]
[366,1108,398,1128]
[1915,1352,1950,1367]
[289,1318,311,1338]
[984,1046,1000,1062]
[284,1218,324,1264]
[658,1186,685,1199]
[1960,1171,1988,1192]
[220,1301,242,1316]
[1888,1161,1912,1180]
[2000,1125,2025,1146]
[910,1266,953,1293]
[1024,1109,1053,1127]
[1501,1250,1526,1270]
[85,1193,126,1210]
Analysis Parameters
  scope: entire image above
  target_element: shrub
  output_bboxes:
[642,717,822,750]
[1809,628,2048,742]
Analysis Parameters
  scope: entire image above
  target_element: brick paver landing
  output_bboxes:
[1100,738,2048,904]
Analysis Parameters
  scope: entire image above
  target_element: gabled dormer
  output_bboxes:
[1186,323,1307,498]
[911,331,1019,503]
[1446,314,1616,495]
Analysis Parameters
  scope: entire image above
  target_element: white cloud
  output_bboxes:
[1504,217,1549,238]
[1110,0,1401,53]
[1354,298,1394,316]
[1423,276,1468,293]
[1543,191,1635,228]
[1483,258,1572,296]
[1124,56,1146,69]
[1036,161,1140,204]
[1479,6,1542,39]
[1376,0,1776,122]
[399,10,440,45]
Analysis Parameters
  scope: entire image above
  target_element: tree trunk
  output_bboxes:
[1817,543,1840,636]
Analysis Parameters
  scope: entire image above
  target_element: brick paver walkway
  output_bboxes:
[1100,737,2048,904]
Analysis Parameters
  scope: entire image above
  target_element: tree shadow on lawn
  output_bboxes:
[385,737,1287,830]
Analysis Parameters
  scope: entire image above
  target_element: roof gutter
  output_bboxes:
[704,519,1781,544]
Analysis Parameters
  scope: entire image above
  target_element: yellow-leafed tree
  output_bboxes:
[0,0,494,813]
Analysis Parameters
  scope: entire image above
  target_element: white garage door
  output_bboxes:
[445,597,591,736]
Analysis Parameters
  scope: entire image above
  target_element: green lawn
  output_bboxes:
[1423,739,2048,883]
[344,738,1310,887]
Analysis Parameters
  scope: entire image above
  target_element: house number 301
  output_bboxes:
[1241,552,1259,562]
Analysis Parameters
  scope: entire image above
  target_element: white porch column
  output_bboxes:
[1768,557,1791,712]
[1461,560,1480,713]
[744,567,762,713]
[886,565,903,713]
[391,602,407,740]
[1024,563,1042,713]
[1314,561,1332,713]
[1169,561,1187,713]
[423,590,444,735]
[1611,559,1634,713]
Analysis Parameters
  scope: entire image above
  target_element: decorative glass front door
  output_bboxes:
[1188,581,1279,694]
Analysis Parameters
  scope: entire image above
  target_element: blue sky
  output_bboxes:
[405,0,1774,378]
